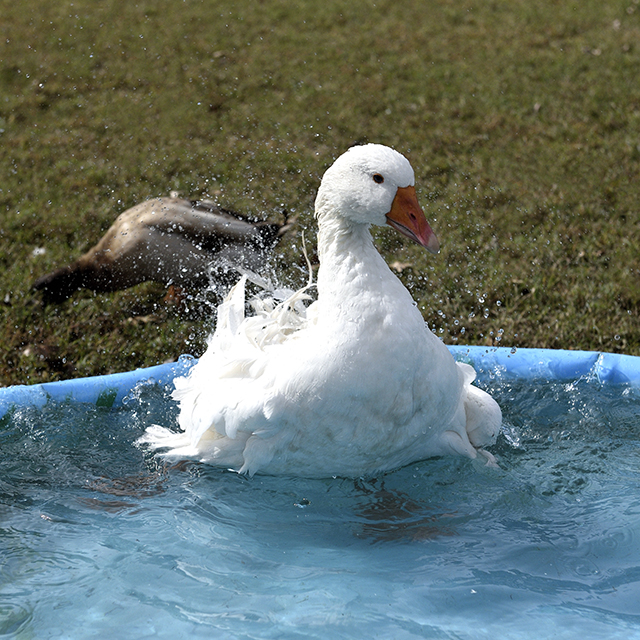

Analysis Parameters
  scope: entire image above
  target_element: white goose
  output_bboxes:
[140,144,501,477]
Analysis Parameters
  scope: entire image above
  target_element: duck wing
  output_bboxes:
[139,273,316,472]
[139,198,282,251]
[454,361,501,464]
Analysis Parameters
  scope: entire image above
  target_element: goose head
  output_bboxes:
[315,144,439,253]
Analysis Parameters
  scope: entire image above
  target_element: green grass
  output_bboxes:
[1,0,639,386]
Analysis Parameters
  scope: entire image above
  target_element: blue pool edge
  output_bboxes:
[1,347,639,419]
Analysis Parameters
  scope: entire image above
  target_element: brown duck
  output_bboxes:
[33,197,289,303]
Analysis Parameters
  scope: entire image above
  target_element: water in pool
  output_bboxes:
[1,374,639,639]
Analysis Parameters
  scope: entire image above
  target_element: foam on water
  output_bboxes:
[1,376,640,639]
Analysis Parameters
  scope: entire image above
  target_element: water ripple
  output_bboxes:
[0,602,32,636]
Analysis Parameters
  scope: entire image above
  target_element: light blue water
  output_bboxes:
[1,376,639,639]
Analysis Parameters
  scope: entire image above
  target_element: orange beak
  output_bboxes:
[385,186,440,253]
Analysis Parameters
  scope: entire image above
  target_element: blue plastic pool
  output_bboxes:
[1,347,639,638]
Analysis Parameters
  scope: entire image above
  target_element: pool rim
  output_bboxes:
[1,346,639,418]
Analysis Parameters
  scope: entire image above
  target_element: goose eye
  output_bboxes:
[372,173,384,184]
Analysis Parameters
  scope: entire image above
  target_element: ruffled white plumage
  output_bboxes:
[139,144,501,477]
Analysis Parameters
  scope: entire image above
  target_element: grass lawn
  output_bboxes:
[1,0,639,386]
